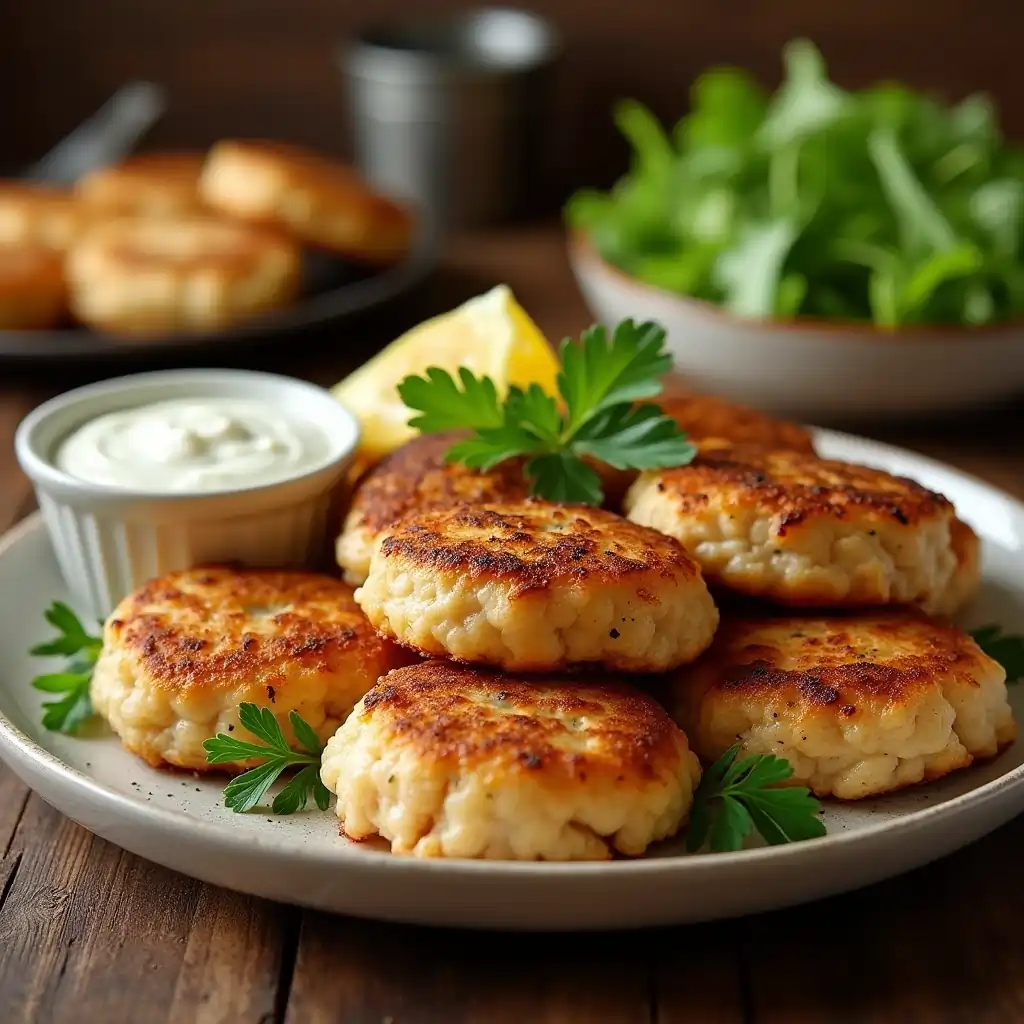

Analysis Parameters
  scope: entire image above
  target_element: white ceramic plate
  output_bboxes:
[2,429,1024,931]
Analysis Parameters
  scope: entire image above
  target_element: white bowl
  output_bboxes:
[15,369,359,616]
[569,233,1024,421]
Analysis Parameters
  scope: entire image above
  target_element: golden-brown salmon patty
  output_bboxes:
[76,153,206,217]
[336,431,532,585]
[0,246,66,329]
[91,566,410,771]
[625,441,968,613]
[356,501,719,672]
[321,660,702,859]
[199,140,413,264]
[657,394,815,453]
[671,611,1015,799]
[0,182,88,252]
[66,214,301,336]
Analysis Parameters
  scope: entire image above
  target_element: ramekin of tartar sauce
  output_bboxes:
[15,369,360,615]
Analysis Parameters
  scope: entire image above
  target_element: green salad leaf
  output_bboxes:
[567,38,1024,327]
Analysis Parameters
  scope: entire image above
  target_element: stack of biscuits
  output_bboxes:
[0,141,412,336]
[91,393,1017,860]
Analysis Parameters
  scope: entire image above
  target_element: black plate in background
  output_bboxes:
[0,217,439,366]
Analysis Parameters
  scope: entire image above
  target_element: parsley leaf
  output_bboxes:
[290,710,326,758]
[573,404,696,470]
[444,433,532,472]
[204,704,331,814]
[526,452,604,505]
[222,760,285,814]
[970,625,1024,683]
[397,318,694,504]
[558,321,673,432]
[29,601,103,734]
[272,764,332,814]
[398,367,505,433]
[687,744,826,853]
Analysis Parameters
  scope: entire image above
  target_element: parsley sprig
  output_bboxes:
[397,319,696,505]
[203,703,331,814]
[687,745,826,853]
[970,625,1024,683]
[30,602,102,734]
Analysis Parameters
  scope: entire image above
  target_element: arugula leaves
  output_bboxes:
[970,625,1024,683]
[30,602,102,733]
[203,703,331,814]
[398,319,695,505]
[567,38,1024,326]
[687,745,826,853]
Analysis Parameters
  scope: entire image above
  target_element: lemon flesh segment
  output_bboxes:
[332,285,559,463]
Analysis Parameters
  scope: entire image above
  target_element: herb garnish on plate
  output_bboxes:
[687,744,826,853]
[970,625,1024,683]
[398,318,695,504]
[204,703,331,814]
[29,601,102,734]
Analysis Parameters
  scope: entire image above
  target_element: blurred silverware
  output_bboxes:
[341,8,559,228]
[24,81,166,184]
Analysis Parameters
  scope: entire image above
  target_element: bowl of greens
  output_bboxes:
[566,39,1024,420]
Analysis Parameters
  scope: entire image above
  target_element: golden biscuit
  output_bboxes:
[66,215,301,335]
[200,140,413,263]
[671,611,1016,799]
[322,660,702,859]
[91,566,410,771]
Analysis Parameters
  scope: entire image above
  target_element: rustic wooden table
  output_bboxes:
[2,227,1024,1023]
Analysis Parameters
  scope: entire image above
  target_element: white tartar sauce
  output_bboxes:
[56,398,331,493]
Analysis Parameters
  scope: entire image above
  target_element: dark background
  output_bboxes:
[4,0,1023,194]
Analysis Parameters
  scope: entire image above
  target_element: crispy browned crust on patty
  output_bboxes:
[672,610,1015,797]
[377,502,701,597]
[657,395,816,453]
[682,611,988,712]
[360,660,687,786]
[655,441,951,535]
[105,566,408,694]
[350,431,532,534]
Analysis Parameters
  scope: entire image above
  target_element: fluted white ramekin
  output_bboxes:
[15,369,360,616]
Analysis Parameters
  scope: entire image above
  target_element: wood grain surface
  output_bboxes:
[0,227,1022,1023]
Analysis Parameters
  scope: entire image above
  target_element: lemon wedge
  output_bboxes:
[332,285,560,463]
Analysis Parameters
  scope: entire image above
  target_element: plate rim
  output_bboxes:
[1,428,1024,883]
